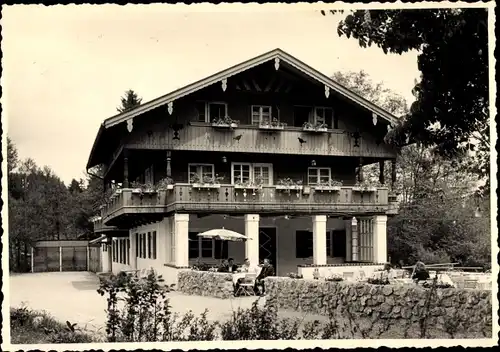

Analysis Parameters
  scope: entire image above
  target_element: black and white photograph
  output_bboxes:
[1,2,497,350]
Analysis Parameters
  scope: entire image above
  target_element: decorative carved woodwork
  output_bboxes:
[166,150,172,178]
[127,118,134,132]
[167,102,173,115]
[372,113,378,126]
[274,57,280,70]
[221,78,228,92]
[325,85,330,98]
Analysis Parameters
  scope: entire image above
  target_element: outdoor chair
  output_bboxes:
[236,273,257,296]
[343,272,354,281]
[464,279,478,289]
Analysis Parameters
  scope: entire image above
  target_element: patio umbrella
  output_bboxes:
[197,228,250,264]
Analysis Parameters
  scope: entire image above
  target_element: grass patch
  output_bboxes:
[10,306,98,344]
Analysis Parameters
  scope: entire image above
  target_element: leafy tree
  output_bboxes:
[325,8,490,193]
[117,89,142,113]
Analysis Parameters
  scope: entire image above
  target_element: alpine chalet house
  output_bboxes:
[88,49,400,284]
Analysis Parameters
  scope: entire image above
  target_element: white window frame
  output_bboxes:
[207,102,228,121]
[251,105,272,125]
[231,162,273,185]
[307,167,331,185]
[188,163,215,183]
[313,106,333,127]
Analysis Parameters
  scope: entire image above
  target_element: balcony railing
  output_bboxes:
[100,184,392,227]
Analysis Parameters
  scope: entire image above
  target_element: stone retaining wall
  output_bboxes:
[264,277,492,338]
[177,270,234,299]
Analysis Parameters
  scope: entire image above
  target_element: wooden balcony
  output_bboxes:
[101,184,392,228]
[91,216,129,236]
[126,124,397,159]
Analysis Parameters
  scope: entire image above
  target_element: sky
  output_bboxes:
[2,4,420,184]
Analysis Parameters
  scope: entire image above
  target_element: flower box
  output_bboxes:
[131,188,157,194]
[276,185,303,191]
[211,122,238,129]
[191,183,221,189]
[259,123,285,131]
[234,184,262,190]
[303,126,328,133]
[313,185,341,192]
[352,186,377,193]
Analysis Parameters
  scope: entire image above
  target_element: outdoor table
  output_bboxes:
[232,272,247,285]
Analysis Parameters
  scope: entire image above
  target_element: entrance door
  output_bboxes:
[258,227,277,272]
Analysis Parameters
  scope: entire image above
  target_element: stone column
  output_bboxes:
[174,214,190,267]
[123,149,129,188]
[86,245,90,271]
[244,214,260,267]
[108,240,113,272]
[312,215,327,265]
[379,160,385,185]
[351,217,359,261]
[59,246,63,272]
[31,247,34,273]
[345,219,352,262]
[373,215,388,264]
[130,231,137,269]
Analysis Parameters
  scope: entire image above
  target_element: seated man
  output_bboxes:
[218,259,229,273]
[254,258,275,296]
[227,258,238,273]
[412,261,430,282]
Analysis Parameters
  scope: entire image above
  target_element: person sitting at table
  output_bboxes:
[412,261,430,282]
[218,259,229,273]
[240,258,251,272]
[227,258,238,273]
[254,258,275,296]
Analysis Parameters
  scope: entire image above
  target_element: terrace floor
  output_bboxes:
[9,272,328,336]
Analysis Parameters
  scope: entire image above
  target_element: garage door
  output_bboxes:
[33,247,60,273]
[32,246,88,272]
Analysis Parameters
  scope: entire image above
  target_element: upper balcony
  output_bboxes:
[125,123,397,159]
[100,184,397,228]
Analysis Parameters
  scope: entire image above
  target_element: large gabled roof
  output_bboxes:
[87,48,399,169]
[103,48,399,128]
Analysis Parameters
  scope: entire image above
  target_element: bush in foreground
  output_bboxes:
[10,306,97,344]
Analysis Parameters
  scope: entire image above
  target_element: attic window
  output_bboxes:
[196,102,207,122]
[208,102,228,122]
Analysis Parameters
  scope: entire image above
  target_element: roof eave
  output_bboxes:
[86,123,106,170]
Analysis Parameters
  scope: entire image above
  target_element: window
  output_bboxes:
[296,230,344,258]
[313,107,333,127]
[144,165,154,184]
[208,102,228,121]
[152,231,157,259]
[231,163,273,185]
[251,105,272,125]
[196,101,207,122]
[143,233,147,258]
[294,106,312,127]
[201,238,213,258]
[188,231,227,259]
[308,167,331,185]
[358,219,373,262]
[126,239,130,264]
[188,164,215,183]
[188,232,199,259]
[296,231,313,258]
[135,233,139,258]
[147,232,152,259]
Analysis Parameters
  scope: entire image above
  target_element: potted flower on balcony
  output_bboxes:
[352,179,379,193]
[234,175,264,191]
[211,116,239,129]
[156,177,174,191]
[191,173,223,190]
[313,179,343,192]
[302,121,328,133]
[259,117,286,130]
[130,181,158,195]
[276,177,303,193]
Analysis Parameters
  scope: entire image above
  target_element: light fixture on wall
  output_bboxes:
[311,160,316,167]
[222,156,227,163]
[284,215,291,220]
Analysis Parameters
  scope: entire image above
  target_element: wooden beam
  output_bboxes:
[264,75,277,92]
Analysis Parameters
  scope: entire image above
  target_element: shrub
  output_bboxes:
[97,269,218,342]
[10,306,96,344]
